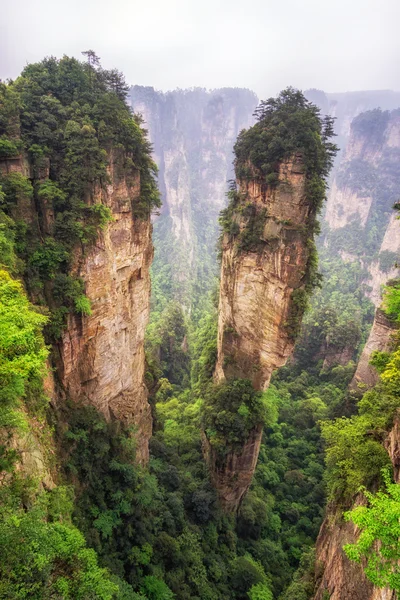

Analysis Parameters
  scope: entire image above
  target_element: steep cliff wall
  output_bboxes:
[215,156,310,388]
[314,503,396,600]
[313,299,399,599]
[130,86,258,307]
[350,307,396,392]
[55,151,154,465]
[0,150,154,465]
[313,416,400,600]
[203,90,336,511]
[0,60,158,466]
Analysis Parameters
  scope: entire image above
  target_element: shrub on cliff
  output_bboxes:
[202,379,278,454]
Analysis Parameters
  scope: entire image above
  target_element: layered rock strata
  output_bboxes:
[1,151,154,465]
[207,154,317,510]
[130,86,258,305]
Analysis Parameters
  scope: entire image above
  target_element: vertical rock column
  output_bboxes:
[205,155,318,511]
[56,150,154,465]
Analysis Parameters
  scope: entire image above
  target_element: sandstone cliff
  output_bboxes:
[313,299,399,599]
[215,155,311,389]
[55,150,154,464]
[0,149,154,465]
[206,148,326,511]
[313,503,396,600]
[130,86,258,306]
[350,307,396,392]
[315,103,400,309]
[313,415,400,600]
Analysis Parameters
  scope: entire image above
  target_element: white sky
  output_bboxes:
[1,0,399,97]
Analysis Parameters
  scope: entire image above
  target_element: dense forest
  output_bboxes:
[1,55,400,600]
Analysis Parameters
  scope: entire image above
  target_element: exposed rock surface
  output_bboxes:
[314,417,400,600]
[1,150,154,465]
[54,150,153,464]
[215,156,310,388]
[202,425,263,513]
[208,154,316,510]
[314,318,399,600]
[313,502,396,600]
[350,308,396,392]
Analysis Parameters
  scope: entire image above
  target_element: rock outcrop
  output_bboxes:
[350,307,396,392]
[310,103,400,309]
[313,502,396,600]
[55,150,153,464]
[207,150,321,510]
[1,150,154,465]
[313,416,400,600]
[215,156,311,389]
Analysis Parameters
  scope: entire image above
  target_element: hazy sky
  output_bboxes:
[1,0,399,97]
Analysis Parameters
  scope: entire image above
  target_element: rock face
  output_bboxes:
[314,306,399,599]
[1,151,154,465]
[202,425,263,513]
[215,156,311,388]
[306,94,400,310]
[130,86,258,306]
[313,417,400,600]
[54,151,153,464]
[313,502,396,600]
[208,154,316,510]
[350,308,396,392]
[323,109,400,241]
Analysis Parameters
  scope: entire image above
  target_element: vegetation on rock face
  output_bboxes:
[234,87,337,190]
[219,88,338,341]
[1,62,400,600]
[0,53,159,338]
[202,379,278,455]
[343,470,400,592]
[0,197,129,599]
[321,281,400,504]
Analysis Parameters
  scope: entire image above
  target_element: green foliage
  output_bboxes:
[0,54,160,339]
[219,87,337,262]
[382,280,400,324]
[0,269,48,442]
[320,276,400,504]
[248,582,273,600]
[234,87,337,196]
[279,548,317,600]
[0,136,21,158]
[146,302,191,387]
[141,576,174,599]
[0,485,123,600]
[344,470,400,591]
[321,411,391,502]
[202,380,278,454]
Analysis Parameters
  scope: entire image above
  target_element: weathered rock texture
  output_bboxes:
[313,306,399,600]
[313,501,396,600]
[54,151,153,464]
[313,417,400,600]
[1,151,154,465]
[207,154,316,510]
[202,425,263,513]
[215,156,311,388]
[130,86,258,305]
[350,308,396,392]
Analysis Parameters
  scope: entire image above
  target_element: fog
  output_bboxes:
[1,0,399,96]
